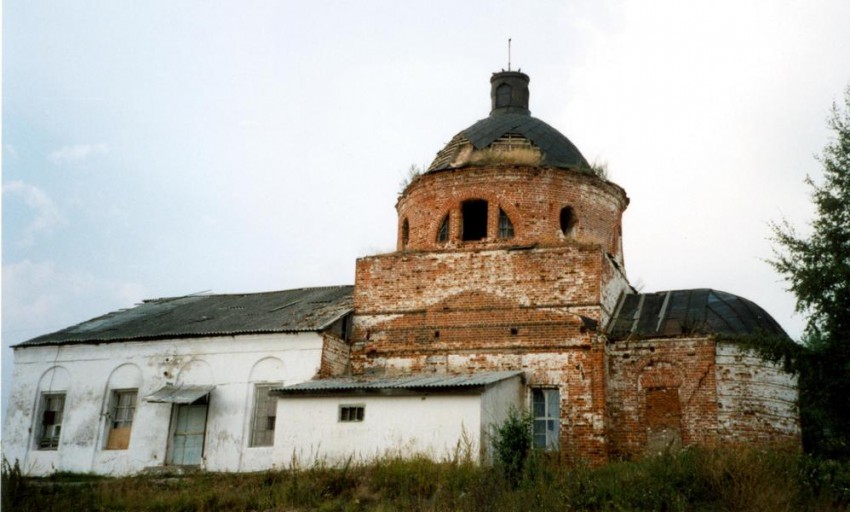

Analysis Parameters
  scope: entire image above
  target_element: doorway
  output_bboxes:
[167,396,209,466]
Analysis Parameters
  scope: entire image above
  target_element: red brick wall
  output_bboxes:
[606,338,719,458]
[352,244,618,463]
[396,166,628,264]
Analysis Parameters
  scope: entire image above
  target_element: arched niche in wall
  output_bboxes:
[105,363,143,390]
[176,359,214,386]
[248,356,285,383]
[102,363,143,451]
[37,366,71,394]
[34,366,71,450]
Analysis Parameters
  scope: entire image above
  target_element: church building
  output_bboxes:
[4,70,800,475]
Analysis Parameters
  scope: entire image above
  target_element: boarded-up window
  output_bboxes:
[106,389,137,450]
[38,393,65,450]
[645,387,682,452]
[532,389,560,450]
[250,384,279,447]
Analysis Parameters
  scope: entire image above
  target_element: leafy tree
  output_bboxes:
[770,87,850,458]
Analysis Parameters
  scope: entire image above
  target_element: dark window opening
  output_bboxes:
[560,206,576,236]
[496,83,512,108]
[38,393,65,450]
[498,209,514,239]
[462,200,488,241]
[437,215,449,243]
[401,218,410,247]
[339,405,365,422]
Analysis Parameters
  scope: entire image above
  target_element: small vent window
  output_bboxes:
[498,209,514,239]
[401,218,410,248]
[560,206,576,236]
[461,200,488,241]
[496,83,512,108]
[339,405,365,422]
[436,215,449,243]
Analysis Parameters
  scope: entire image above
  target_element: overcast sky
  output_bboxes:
[3,1,849,414]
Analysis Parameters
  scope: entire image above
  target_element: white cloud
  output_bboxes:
[48,143,109,165]
[2,180,65,246]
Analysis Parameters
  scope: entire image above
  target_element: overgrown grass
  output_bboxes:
[4,447,850,511]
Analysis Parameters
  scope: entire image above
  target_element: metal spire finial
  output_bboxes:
[508,38,512,71]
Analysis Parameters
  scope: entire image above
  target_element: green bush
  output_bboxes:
[491,407,532,487]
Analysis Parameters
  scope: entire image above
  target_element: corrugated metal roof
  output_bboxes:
[144,384,214,404]
[273,371,524,395]
[15,285,353,347]
[607,289,788,340]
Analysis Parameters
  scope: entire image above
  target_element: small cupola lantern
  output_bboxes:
[490,71,530,115]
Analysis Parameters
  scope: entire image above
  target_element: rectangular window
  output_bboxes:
[250,384,279,447]
[339,404,365,422]
[38,393,66,450]
[532,388,560,450]
[106,389,137,450]
[461,200,488,241]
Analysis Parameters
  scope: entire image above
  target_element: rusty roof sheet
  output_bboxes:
[16,285,353,347]
[607,288,788,340]
[273,371,524,395]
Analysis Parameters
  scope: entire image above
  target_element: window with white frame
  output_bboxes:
[38,393,66,450]
[106,389,137,450]
[339,404,365,422]
[532,388,560,450]
[250,384,279,447]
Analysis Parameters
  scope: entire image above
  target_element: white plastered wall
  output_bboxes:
[3,333,324,475]
[274,376,524,466]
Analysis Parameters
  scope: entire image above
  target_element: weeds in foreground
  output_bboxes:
[4,448,850,511]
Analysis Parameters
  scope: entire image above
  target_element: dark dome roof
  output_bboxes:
[607,289,788,340]
[427,71,589,172]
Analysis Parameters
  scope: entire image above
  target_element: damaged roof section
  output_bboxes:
[273,371,524,396]
[17,285,353,347]
[607,289,788,340]
[427,115,589,172]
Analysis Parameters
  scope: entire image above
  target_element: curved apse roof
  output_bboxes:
[428,71,589,172]
[607,289,788,340]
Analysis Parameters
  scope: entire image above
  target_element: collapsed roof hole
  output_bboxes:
[560,206,576,236]
[462,200,488,241]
